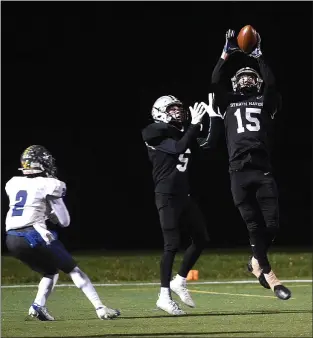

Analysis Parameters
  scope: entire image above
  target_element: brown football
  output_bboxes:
[237,25,258,54]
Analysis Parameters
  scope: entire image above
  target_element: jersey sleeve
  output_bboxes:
[257,56,279,116]
[44,178,66,198]
[211,58,232,114]
[48,198,70,227]
[197,116,224,150]
[142,123,201,155]
[142,123,167,145]
[5,179,12,196]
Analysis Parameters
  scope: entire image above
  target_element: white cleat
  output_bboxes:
[96,306,121,320]
[170,276,195,308]
[156,296,186,316]
[28,303,55,321]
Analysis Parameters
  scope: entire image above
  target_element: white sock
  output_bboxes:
[34,275,57,306]
[175,274,186,284]
[264,270,282,290]
[69,266,103,309]
[51,273,59,291]
[160,287,171,299]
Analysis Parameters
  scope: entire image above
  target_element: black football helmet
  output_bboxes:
[231,67,263,94]
[19,145,57,177]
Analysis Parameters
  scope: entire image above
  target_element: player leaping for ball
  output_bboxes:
[210,28,291,300]
[5,145,121,320]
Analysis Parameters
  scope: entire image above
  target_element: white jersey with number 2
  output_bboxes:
[5,176,66,231]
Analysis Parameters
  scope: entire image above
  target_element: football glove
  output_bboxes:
[223,29,241,55]
[33,224,56,245]
[189,102,207,125]
[249,33,262,59]
[203,93,223,118]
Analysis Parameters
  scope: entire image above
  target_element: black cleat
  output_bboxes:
[274,285,291,300]
[247,256,271,289]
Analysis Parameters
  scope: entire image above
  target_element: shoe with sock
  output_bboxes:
[247,256,270,289]
[264,270,291,300]
[28,303,55,321]
[170,274,195,307]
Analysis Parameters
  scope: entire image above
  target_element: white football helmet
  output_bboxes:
[231,67,263,93]
[151,95,187,126]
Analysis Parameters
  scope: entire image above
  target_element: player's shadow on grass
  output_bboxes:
[123,308,312,319]
[49,309,312,322]
[40,332,265,338]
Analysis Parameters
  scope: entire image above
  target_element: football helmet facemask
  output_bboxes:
[19,145,57,177]
[151,95,188,128]
[231,67,263,94]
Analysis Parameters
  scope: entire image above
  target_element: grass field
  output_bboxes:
[2,282,312,337]
[2,249,312,337]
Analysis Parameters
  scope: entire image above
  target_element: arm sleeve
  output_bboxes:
[143,123,201,155]
[197,116,224,150]
[211,58,231,109]
[48,198,70,228]
[257,56,279,115]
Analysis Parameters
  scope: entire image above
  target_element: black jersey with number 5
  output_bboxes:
[142,122,201,194]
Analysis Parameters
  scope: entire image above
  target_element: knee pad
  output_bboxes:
[266,221,279,233]
[194,238,208,250]
[237,205,259,231]
[163,229,180,252]
[164,240,179,253]
[191,233,209,250]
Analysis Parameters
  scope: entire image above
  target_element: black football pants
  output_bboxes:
[230,169,279,273]
[155,193,209,287]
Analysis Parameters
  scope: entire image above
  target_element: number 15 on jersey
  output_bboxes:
[234,107,261,134]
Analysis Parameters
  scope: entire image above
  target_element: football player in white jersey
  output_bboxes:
[5,145,121,321]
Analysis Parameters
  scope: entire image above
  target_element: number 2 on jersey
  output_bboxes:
[234,108,261,134]
[12,190,28,216]
[176,148,191,172]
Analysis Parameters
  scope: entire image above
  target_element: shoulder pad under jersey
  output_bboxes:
[44,178,67,198]
[142,122,169,143]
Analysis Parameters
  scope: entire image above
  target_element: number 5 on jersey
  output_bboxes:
[234,108,261,134]
[176,148,191,172]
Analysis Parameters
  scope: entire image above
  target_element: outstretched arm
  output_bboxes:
[47,197,71,228]
[197,93,224,150]
[148,124,202,155]
[249,33,280,117]
[212,29,241,112]
[143,102,207,155]
[197,116,224,150]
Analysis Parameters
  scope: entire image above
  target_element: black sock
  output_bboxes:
[249,230,271,273]
[264,227,278,253]
[160,251,176,287]
[178,243,203,278]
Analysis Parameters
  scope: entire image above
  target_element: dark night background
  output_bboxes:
[1,2,312,252]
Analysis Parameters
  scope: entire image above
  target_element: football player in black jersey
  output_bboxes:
[142,95,222,315]
[211,29,291,300]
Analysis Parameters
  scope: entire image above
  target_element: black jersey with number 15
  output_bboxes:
[222,93,274,162]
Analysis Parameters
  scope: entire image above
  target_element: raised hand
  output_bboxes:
[189,102,207,125]
[223,29,241,55]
